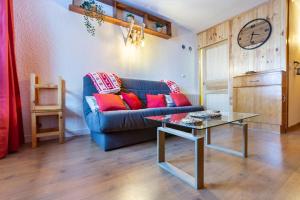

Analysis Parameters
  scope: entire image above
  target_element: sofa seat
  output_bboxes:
[86,106,203,133]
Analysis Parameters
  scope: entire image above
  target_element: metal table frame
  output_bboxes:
[157,121,248,190]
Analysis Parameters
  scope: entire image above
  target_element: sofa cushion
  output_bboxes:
[162,80,181,93]
[170,93,192,107]
[121,78,171,106]
[83,77,171,116]
[121,92,143,110]
[85,106,204,133]
[85,96,99,112]
[164,94,176,107]
[146,94,166,108]
[94,94,127,112]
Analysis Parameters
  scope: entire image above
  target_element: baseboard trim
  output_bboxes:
[24,128,90,143]
[287,122,300,131]
[65,128,90,137]
[246,122,281,134]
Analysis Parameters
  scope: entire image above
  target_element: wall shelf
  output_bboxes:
[69,0,172,39]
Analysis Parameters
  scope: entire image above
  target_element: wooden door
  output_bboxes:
[201,41,230,112]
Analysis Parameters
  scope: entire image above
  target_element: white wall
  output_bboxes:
[14,0,199,142]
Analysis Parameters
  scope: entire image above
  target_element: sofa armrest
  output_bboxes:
[85,111,102,133]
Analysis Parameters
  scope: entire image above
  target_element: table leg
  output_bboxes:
[157,130,165,162]
[205,128,211,145]
[157,127,205,190]
[205,122,249,158]
[242,123,248,158]
[195,137,204,189]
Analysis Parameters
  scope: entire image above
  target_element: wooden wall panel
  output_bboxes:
[197,0,288,133]
[198,0,287,74]
[231,0,287,76]
[197,21,229,49]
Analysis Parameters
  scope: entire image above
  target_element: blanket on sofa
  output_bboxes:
[87,72,121,94]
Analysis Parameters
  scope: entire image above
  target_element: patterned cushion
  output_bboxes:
[161,80,181,93]
[87,72,121,94]
[164,95,176,107]
[85,96,99,112]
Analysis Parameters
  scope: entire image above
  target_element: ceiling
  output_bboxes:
[121,0,268,33]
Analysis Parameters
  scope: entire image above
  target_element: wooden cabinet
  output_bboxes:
[233,71,283,87]
[197,21,229,49]
[233,70,287,133]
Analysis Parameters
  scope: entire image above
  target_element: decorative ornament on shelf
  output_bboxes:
[121,16,145,47]
[155,22,165,33]
[126,13,135,22]
[80,0,105,36]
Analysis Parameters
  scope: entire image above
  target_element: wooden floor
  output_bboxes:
[1,125,300,200]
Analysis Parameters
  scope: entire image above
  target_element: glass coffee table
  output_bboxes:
[145,112,258,190]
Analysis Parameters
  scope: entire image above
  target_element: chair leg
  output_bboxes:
[58,112,64,144]
[31,113,37,148]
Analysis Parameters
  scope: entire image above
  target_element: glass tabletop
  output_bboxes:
[145,112,259,130]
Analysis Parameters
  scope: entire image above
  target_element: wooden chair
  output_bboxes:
[30,73,65,148]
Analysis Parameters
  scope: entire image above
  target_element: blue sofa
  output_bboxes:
[83,76,204,151]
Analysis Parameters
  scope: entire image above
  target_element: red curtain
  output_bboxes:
[0,0,24,159]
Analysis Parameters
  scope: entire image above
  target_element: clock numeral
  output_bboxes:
[239,37,242,41]
[250,24,256,28]
[265,28,269,32]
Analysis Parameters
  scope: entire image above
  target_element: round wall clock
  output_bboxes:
[237,18,272,50]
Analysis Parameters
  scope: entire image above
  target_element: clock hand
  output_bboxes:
[250,32,254,42]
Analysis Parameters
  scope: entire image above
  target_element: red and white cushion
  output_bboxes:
[161,80,181,93]
[87,72,121,94]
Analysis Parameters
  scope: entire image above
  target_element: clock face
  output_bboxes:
[237,18,272,50]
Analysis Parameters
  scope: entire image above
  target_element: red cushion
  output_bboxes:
[121,92,143,110]
[170,93,192,107]
[94,94,127,112]
[146,94,166,108]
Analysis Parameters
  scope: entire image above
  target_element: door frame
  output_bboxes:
[199,40,231,112]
